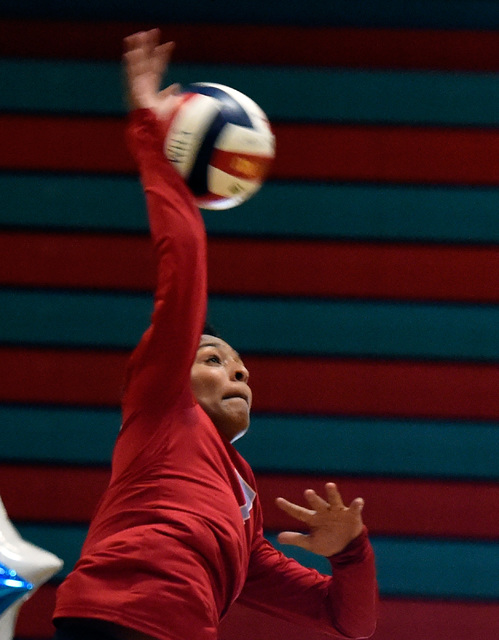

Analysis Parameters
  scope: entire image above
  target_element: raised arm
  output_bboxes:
[121,31,207,419]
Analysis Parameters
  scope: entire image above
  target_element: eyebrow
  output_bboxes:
[198,343,242,361]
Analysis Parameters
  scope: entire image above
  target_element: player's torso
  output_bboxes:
[83,403,258,606]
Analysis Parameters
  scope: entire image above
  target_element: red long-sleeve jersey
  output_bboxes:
[53,109,377,640]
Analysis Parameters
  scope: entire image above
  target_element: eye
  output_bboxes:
[206,354,222,365]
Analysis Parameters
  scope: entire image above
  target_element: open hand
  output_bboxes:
[276,483,365,557]
[123,29,180,118]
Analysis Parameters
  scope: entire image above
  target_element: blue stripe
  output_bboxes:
[2,173,499,243]
[0,406,119,464]
[2,406,498,480]
[187,109,225,196]
[3,59,499,126]
[3,290,499,362]
[266,534,499,600]
[238,415,499,480]
[3,0,499,28]
[210,297,499,362]
[183,84,253,127]
[14,523,499,599]
[16,524,84,579]
[0,174,147,232]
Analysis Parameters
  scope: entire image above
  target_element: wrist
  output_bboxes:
[328,526,370,563]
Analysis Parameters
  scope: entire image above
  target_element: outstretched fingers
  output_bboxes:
[122,29,178,114]
[304,488,332,512]
[152,41,175,79]
[275,496,314,523]
[349,496,365,516]
[325,482,345,510]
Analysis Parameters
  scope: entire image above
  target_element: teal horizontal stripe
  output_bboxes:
[3,59,499,126]
[3,0,499,28]
[16,524,85,580]
[14,523,499,599]
[2,173,499,243]
[0,174,148,232]
[210,297,499,361]
[0,406,119,464]
[3,289,499,362]
[2,406,498,480]
[0,289,151,349]
[266,534,499,600]
[238,416,499,480]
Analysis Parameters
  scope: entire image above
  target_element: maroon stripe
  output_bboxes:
[2,232,499,302]
[1,348,499,419]
[0,232,156,291]
[210,239,499,302]
[221,599,499,640]
[0,115,132,173]
[372,599,499,640]
[274,124,499,185]
[256,475,499,539]
[2,465,498,539]
[17,584,499,640]
[2,20,499,71]
[247,356,499,420]
[0,465,110,523]
[3,115,499,184]
[0,347,128,406]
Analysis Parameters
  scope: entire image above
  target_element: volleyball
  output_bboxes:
[164,83,275,210]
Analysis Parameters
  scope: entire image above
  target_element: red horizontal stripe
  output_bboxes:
[222,599,499,640]
[275,124,499,185]
[16,584,57,638]
[248,356,499,420]
[0,115,132,173]
[0,348,127,406]
[0,232,156,291]
[0,465,110,523]
[2,231,499,302]
[2,465,498,539]
[372,599,499,640]
[3,115,499,185]
[1,348,499,419]
[256,475,499,540]
[17,584,499,640]
[2,20,499,71]
[208,239,499,302]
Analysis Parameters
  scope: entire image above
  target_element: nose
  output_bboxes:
[231,361,249,383]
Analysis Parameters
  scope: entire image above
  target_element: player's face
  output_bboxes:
[191,335,252,442]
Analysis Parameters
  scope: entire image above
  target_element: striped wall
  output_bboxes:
[0,3,498,639]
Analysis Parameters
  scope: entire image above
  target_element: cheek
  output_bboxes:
[191,367,220,401]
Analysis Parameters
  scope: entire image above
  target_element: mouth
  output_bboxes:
[223,393,250,406]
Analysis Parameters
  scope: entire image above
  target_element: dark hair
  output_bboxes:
[203,321,219,337]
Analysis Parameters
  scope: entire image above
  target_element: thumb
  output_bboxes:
[277,531,310,550]
[158,83,181,100]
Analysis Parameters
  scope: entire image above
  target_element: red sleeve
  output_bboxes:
[122,109,207,418]
[238,524,378,639]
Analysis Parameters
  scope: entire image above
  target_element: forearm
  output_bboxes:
[127,108,203,259]
[326,527,378,639]
[240,531,377,640]
[123,109,207,413]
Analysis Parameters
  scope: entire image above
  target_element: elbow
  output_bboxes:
[333,621,377,640]
[328,598,378,639]
[351,621,377,640]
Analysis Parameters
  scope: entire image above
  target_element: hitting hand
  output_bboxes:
[276,483,365,557]
[123,28,180,117]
